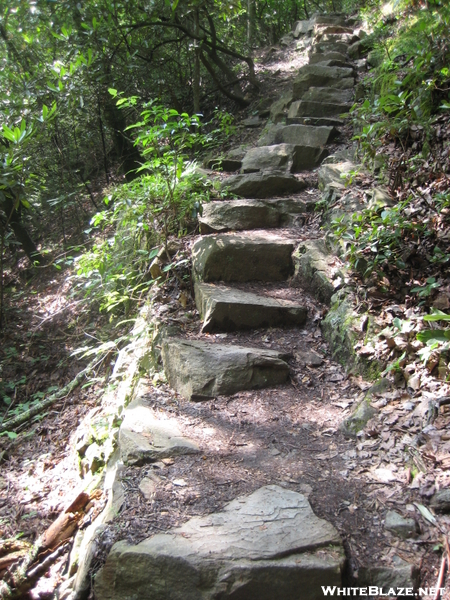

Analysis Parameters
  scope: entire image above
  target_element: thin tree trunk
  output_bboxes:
[2,196,44,266]
[247,0,255,48]
[193,10,201,114]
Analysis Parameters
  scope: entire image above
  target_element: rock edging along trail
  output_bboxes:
[63,14,422,600]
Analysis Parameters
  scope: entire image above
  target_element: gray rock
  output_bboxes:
[293,65,354,99]
[310,14,349,28]
[242,116,263,128]
[206,157,242,171]
[318,161,357,190]
[367,49,384,67]
[347,40,366,59]
[287,116,345,127]
[316,32,354,45]
[293,19,312,38]
[223,172,307,198]
[292,146,329,171]
[241,144,294,173]
[310,41,350,56]
[161,339,290,399]
[296,349,324,367]
[192,233,295,282]
[431,489,450,513]
[94,485,344,600]
[358,561,419,590]
[199,199,280,233]
[385,511,417,539]
[293,238,341,304]
[195,282,307,332]
[119,396,200,465]
[309,51,349,65]
[257,123,284,146]
[270,91,294,123]
[290,100,352,119]
[341,397,375,438]
[298,86,353,104]
[273,124,338,146]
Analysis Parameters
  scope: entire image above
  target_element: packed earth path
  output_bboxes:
[2,11,450,600]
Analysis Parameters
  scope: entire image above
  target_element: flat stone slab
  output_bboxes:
[292,146,329,171]
[241,144,293,173]
[119,395,200,465]
[192,233,295,282]
[291,100,352,118]
[199,199,280,233]
[95,485,343,600]
[161,339,290,400]
[293,65,354,99]
[206,157,242,171]
[222,172,306,199]
[318,160,357,190]
[195,282,307,332]
[272,124,338,146]
[309,51,349,64]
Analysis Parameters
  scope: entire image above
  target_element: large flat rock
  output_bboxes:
[161,339,290,399]
[195,282,307,332]
[273,124,338,146]
[192,233,295,282]
[292,146,329,171]
[241,144,293,173]
[199,199,280,233]
[94,485,344,600]
[290,100,352,118]
[223,172,306,198]
[293,65,354,99]
[119,395,200,465]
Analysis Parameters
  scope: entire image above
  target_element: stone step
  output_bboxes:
[241,144,328,173]
[119,394,199,465]
[192,233,295,283]
[289,99,352,119]
[222,171,306,198]
[259,123,338,147]
[161,338,290,400]
[308,51,349,64]
[287,116,345,127]
[198,197,313,233]
[94,485,343,600]
[293,65,354,99]
[195,282,307,332]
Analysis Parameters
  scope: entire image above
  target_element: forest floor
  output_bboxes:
[1,34,450,600]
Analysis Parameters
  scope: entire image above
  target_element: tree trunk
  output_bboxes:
[2,196,44,265]
[247,0,255,48]
[193,10,201,114]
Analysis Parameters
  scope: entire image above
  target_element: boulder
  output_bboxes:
[385,511,417,539]
[94,485,344,600]
[293,65,354,99]
[292,146,329,171]
[270,91,294,123]
[293,238,341,304]
[161,339,290,399]
[287,116,345,127]
[199,199,280,233]
[222,172,306,198]
[310,41,350,56]
[206,157,242,171]
[290,100,352,119]
[430,489,450,513]
[119,396,200,465]
[192,233,295,282]
[308,51,349,65]
[273,124,338,146]
[195,282,307,332]
[241,144,294,173]
[293,20,312,38]
[318,161,357,190]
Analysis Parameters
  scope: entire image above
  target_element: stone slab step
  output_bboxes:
[199,199,280,233]
[289,100,352,118]
[161,338,290,400]
[259,123,338,147]
[241,144,293,173]
[119,394,200,465]
[308,51,349,64]
[195,282,307,332]
[192,233,295,282]
[222,172,306,199]
[293,65,354,99]
[287,116,345,127]
[94,485,343,600]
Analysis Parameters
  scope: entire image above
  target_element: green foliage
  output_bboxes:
[73,100,213,315]
[330,198,423,279]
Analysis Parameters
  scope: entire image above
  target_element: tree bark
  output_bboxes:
[2,195,44,265]
[193,10,201,114]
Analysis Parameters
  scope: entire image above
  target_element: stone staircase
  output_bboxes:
[92,13,406,600]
